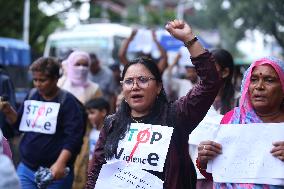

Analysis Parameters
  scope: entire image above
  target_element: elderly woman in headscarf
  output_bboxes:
[58,50,102,104]
[197,56,284,188]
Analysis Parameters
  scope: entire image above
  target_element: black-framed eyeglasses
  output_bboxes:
[120,76,156,89]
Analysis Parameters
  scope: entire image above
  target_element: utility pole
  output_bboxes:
[23,0,30,44]
[177,0,185,20]
[176,0,193,20]
[139,4,146,25]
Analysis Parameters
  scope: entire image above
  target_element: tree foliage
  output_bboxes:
[125,2,175,26]
[229,0,284,49]
[0,1,65,56]
[187,0,284,55]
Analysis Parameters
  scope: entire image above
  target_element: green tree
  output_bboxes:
[229,0,284,49]
[0,1,63,55]
[125,1,175,26]
[187,0,284,55]
[0,1,87,56]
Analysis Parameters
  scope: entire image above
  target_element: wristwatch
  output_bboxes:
[184,36,198,48]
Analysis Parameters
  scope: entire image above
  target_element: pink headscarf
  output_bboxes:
[65,51,91,87]
[229,57,284,124]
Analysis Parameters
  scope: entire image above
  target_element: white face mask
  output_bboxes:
[75,66,89,78]
[69,66,89,85]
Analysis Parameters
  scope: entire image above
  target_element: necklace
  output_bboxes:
[256,110,281,118]
[131,115,143,123]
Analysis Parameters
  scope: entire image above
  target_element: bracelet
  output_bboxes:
[184,36,198,48]
[196,158,213,181]
[196,157,206,171]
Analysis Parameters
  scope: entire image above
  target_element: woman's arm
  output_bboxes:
[118,29,137,66]
[50,149,72,180]
[166,20,221,133]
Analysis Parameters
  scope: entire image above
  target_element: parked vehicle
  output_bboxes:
[44,23,132,65]
[0,37,31,106]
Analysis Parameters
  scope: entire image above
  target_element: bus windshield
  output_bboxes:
[49,37,112,64]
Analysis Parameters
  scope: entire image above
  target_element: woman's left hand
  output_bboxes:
[50,162,67,180]
[271,141,284,161]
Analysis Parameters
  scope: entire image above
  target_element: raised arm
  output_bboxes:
[166,20,221,133]
[118,29,138,66]
[151,30,168,73]
[168,52,181,73]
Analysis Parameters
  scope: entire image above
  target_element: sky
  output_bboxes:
[38,0,90,28]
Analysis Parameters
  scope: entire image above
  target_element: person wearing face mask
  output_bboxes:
[58,51,103,189]
[58,50,102,104]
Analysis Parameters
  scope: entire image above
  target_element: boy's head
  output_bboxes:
[85,98,110,129]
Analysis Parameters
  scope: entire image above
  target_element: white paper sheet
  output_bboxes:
[95,161,163,189]
[211,123,284,185]
[188,106,222,145]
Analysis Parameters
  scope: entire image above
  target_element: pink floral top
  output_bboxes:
[214,183,283,189]
[2,136,12,159]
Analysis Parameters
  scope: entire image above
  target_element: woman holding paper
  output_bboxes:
[197,57,284,188]
[85,20,221,189]
[189,48,237,189]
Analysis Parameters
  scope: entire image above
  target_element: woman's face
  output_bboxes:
[122,64,162,117]
[75,58,89,67]
[69,58,89,81]
[249,64,284,114]
[32,71,58,98]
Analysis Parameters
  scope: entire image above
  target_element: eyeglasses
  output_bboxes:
[120,76,156,89]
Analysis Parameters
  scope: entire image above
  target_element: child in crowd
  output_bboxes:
[85,98,110,160]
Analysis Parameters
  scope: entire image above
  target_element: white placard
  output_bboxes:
[188,106,222,179]
[211,123,284,185]
[112,123,173,172]
[95,161,163,189]
[128,29,154,54]
[188,106,222,145]
[19,100,60,134]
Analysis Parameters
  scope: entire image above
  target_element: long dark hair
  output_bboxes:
[104,57,168,159]
[211,49,235,114]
